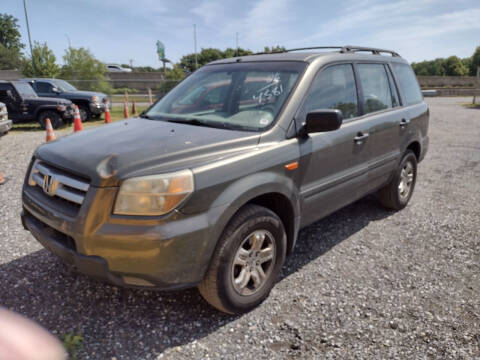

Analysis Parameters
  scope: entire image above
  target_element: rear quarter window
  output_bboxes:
[391,63,423,106]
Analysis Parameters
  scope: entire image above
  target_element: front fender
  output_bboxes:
[33,105,58,118]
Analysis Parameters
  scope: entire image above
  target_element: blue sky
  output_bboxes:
[3,0,480,67]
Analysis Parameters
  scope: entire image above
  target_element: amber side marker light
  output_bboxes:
[285,162,298,171]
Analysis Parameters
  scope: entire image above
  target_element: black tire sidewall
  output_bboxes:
[78,106,90,121]
[217,210,286,313]
[38,111,62,129]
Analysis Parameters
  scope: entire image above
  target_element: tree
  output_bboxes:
[471,46,480,76]
[156,64,187,94]
[0,13,24,69]
[0,43,22,69]
[444,56,469,76]
[0,13,24,53]
[60,47,111,93]
[412,58,447,76]
[180,47,255,73]
[223,47,253,58]
[21,41,60,77]
[263,46,286,53]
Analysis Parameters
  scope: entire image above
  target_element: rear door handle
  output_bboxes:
[399,118,411,127]
[354,132,369,144]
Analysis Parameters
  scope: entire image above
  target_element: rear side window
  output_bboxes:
[302,64,358,119]
[391,63,422,105]
[357,63,392,114]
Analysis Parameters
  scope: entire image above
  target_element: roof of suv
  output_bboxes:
[208,45,408,65]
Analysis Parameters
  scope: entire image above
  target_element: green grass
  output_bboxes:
[462,102,480,109]
[61,330,83,360]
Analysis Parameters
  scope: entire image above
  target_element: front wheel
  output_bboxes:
[78,105,90,122]
[377,150,417,210]
[199,204,287,314]
[38,111,63,129]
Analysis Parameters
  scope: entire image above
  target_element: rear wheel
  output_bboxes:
[199,204,287,314]
[378,150,417,210]
[38,111,63,129]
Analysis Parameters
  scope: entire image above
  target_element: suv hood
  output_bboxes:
[35,118,260,186]
[60,90,106,99]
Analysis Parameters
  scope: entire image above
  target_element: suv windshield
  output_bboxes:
[13,82,37,98]
[52,79,77,92]
[145,61,306,131]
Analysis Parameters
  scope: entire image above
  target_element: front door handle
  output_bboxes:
[399,118,411,127]
[354,132,369,144]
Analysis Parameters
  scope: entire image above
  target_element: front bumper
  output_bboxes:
[61,109,75,120]
[0,119,12,135]
[21,184,227,290]
[89,102,106,115]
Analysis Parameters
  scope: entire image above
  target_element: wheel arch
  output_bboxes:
[406,141,421,160]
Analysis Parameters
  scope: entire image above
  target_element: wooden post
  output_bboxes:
[148,88,153,105]
[124,90,129,103]
[474,66,480,105]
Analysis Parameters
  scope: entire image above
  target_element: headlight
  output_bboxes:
[91,96,99,103]
[114,169,194,216]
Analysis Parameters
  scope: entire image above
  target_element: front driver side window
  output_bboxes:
[301,64,358,120]
[36,82,54,93]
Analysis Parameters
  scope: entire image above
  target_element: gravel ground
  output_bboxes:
[0,97,479,359]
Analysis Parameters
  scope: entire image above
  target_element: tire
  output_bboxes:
[92,113,101,119]
[78,105,91,122]
[378,150,417,210]
[199,204,287,314]
[38,111,63,129]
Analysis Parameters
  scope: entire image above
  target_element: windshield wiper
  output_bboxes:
[166,117,228,129]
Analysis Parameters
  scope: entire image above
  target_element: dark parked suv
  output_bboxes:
[0,81,74,129]
[22,78,108,121]
[21,46,429,314]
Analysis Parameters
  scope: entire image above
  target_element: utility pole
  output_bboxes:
[193,24,198,70]
[65,34,71,49]
[23,0,36,75]
[236,32,239,57]
[129,59,134,69]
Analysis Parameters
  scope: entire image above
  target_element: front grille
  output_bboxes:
[28,160,90,212]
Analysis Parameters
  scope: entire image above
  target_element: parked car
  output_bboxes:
[21,46,429,314]
[106,64,132,73]
[0,102,12,136]
[0,81,74,129]
[21,78,108,122]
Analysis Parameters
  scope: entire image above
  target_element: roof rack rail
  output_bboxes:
[340,45,400,57]
[254,45,400,57]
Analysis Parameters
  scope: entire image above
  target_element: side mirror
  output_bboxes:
[52,87,61,94]
[6,90,14,99]
[303,109,343,134]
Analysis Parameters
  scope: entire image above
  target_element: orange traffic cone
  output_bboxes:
[131,99,137,116]
[123,100,129,118]
[45,118,56,142]
[0,171,5,185]
[73,105,83,132]
[104,99,111,123]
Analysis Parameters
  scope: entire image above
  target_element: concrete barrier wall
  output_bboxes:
[0,70,21,80]
[107,72,166,90]
[418,76,478,88]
